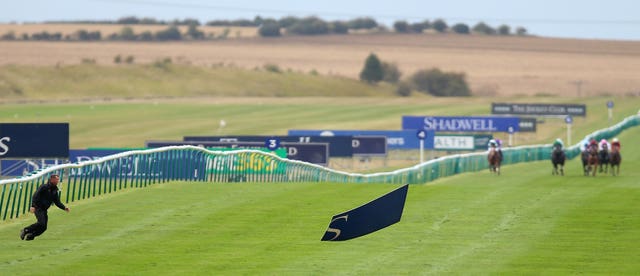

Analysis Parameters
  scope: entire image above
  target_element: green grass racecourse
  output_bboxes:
[1,96,638,148]
[0,121,638,274]
[0,64,399,100]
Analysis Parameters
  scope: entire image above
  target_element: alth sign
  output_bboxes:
[434,136,474,150]
[433,135,493,151]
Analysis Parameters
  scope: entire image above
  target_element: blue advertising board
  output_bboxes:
[287,130,434,149]
[492,103,587,117]
[352,136,387,156]
[147,141,329,166]
[0,123,69,158]
[1,149,128,176]
[183,136,352,157]
[402,116,520,133]
[518,117,537,132]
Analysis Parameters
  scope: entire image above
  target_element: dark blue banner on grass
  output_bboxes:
[402,116,520,133]
[287,130,434,149]
[321,184,408,241]
[352,136,387,156]
[0,123,69,158]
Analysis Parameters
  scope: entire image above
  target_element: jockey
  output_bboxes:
[611,137,621,151]
[487,139,497,151]
[579,140,589,151]
[589,139,599,151]
[552,138,564,149]
[599,139,610,151]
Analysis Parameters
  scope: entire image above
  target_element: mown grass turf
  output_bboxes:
[0,122,638,275]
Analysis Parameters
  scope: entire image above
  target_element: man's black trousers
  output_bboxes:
[24,208,48,239]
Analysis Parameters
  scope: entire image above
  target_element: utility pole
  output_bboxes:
[570,80,585,97]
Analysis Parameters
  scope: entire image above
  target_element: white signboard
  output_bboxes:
[434,136,475,150]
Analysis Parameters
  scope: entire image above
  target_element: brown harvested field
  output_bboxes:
[0,24,257,38]
[1,29,640,96]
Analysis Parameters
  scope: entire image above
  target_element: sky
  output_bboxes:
[2,0,640,40]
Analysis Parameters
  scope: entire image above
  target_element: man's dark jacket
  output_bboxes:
[31,182,66,211]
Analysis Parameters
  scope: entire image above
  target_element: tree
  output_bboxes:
[139,31,154,41]
[278,16,299,28]
[117,16,140,24]
[139,17,161,25]
[50,33,62,40]
[88,31,101,40]
[420,20,431,30]
[516,27,528,36]
[498,25,511,35]
[432,19,448,33]
[30,32,44,40]
[230,19,256,26]
[258,21,281,37]
[410,68,471,97]
[396,81,412,97]
[125,55,135,64]
[287,17,329,35]
[451,23,470,34]
[155,26,182,41]
[348,17,378,30]
[75,29,100,41]
[381,62,402,83]
[359,53,384,83]
[119,26,137,41]
[330,21,349,34]
[393,21,410,33]
[187,24,205,39]
[473,22,496,35]
[410,22,427,33]
[1,31,16,40]
[179,18,201,26]
[76,29,90,40]
[253,16,264,26]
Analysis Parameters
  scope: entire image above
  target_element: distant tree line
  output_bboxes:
[45,16,202,26]
[256,16,380,37]
[393,19,527,36]
[0,25,207,41]
[213,16,527,37]
[2,16,529,41]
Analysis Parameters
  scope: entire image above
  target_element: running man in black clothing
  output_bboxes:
[20,174,70,241]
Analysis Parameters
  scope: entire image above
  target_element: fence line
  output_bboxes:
[1,114,638,221]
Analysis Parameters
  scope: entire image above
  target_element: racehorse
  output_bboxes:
[586,144,599,176]
[598,145,610,174]
[488,147,501,175]
[581,148,590,176]
[609,147,622,176]
[551,146,566,176]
